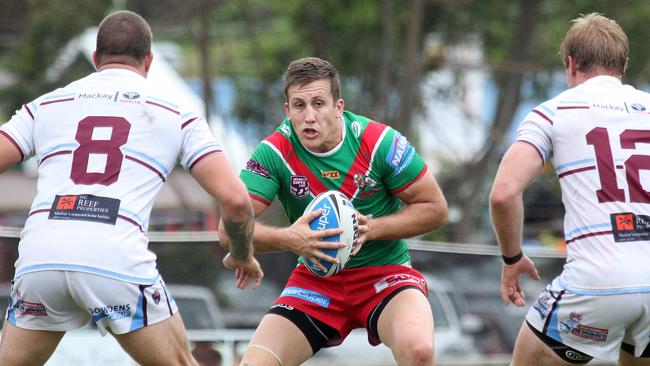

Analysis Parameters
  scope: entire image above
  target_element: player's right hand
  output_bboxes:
[222,253,264,290]
[285,209,346,270]
[500,254,540,307]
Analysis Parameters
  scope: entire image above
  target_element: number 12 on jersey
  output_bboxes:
[586,127,650,203]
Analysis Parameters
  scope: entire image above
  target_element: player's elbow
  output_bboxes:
[432,199,448,228]
[220,191,252,218]
[422,198,448,231]
[489,183,517,209]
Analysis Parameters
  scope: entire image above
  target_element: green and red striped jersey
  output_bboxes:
[241,111,428,268]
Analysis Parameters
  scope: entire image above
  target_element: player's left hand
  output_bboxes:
[501,254,540,307]
[222,253,264,290]
[351,212,370,256]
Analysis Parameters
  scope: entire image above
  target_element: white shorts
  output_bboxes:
[6,270,178,335]
[526,278,650,361]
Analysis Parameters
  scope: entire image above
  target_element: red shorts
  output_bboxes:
[275,264,428,345]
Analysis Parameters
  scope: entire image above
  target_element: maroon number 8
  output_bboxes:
[586,127,650,203]
[70,116,131,185]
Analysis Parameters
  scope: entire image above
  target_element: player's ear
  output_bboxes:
[92,51,99,70]
[284,102,290,118]
[336,98,344,118]
[143,51,154,74]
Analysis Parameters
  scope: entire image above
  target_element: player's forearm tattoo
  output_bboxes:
[223,206,254,261]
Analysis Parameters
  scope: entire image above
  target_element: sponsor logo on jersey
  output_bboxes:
[289,175,309,199]
[532,294,551,319]
[392,149,415,177]
[572,324,609,342]
[386,133,415,176]
[591,103,625,113]
[56,195,78,210]
[246,159,270,178]
[373,274,425,293]
[50,194,120,225]
[615,213,635,231]
[280,123,291,136]
[351,121,362,138]
[387,134,410,168]
[560,312,582,334]
[631,102,646,111]
[122,91,140,100]
[152,290,161,305]
[270,303,294,311]
[280,287,330,308]
[14,300,48,316]
[78,92,114,100]
[320,170,340,179]
[560,311,609,342]
[611,212,650,242]
[89,304,132,322]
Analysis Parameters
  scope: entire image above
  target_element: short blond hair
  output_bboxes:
[559,13,628,75]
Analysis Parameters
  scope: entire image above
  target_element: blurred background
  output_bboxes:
[2,0,648,364]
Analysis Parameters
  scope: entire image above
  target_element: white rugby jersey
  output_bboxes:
[1,68,222,284]
[517,75,650,294]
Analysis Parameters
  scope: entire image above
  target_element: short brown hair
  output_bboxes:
[95,10,152,67]
[559,13,628,75]
[283,57,341,102]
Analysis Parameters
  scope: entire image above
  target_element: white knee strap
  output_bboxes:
[244,344,284,366]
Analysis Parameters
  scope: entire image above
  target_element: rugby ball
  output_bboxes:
[301,190,358,277]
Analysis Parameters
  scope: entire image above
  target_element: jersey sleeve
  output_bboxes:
[378,128,426,192]
[0,101,38,161]
[239,142,281,206]
[177,111,223,170]
[515,102,555,164]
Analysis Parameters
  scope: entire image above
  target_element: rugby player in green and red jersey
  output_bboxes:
[219,57,448,366]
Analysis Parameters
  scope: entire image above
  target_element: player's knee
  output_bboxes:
[241,345,284,366]
[394,340,434,366]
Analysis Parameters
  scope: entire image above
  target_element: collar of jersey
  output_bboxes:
[581,75,622,88]
[95,67,146,80]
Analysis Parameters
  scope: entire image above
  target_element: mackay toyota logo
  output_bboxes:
[122,91,140,100]
[631,103,646,111]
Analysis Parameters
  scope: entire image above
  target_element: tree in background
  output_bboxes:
[4,0,650,244]
[0,0,112,116]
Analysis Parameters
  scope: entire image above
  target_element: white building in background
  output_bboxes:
[416,36,490,172]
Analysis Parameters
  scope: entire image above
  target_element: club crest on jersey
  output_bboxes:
[290,175,309,199]
[152,290,161,305]
[354,173,376,191]
[320,170,340,179]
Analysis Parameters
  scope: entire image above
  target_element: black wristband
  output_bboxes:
[502,251,523,265]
